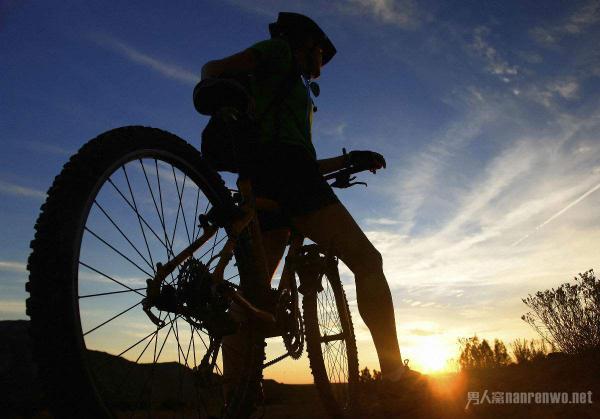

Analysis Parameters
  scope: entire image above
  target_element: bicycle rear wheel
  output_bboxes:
[26,126,263,418]
[302,254,360,418]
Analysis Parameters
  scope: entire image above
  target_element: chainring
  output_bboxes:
[276,289,304,359]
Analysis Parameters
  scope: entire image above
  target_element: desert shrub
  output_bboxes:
[511,338,554,363]
[493,339,511,366]
[522,269,600,354]
[458,336,512,370]
[359,366,381,383]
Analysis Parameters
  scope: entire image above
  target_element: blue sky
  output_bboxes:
[2,0,600,381]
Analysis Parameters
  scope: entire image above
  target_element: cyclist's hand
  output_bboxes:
[346,150,386,173]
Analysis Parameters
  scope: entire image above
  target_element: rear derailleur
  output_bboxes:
[142,257,239,337]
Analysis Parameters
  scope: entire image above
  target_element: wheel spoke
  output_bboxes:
[191,187,201,243]
[171,167,192,245]
[79,261,145,298]
[133,313,177,414]
[172,315,186,414]
[121,165,156,274]
[111,311,169,405]
[68,148,243,418]
[168,173,184,253]
[79,287,146,299]
[306,268,357,413]
[107,177,174,258]
[83,299,143,336]
[92,200,156,273]
[83,226,153,277]
[139,158,170,247]
[117,313,175,358]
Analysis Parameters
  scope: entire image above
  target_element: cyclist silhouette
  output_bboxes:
[200,11,408,392]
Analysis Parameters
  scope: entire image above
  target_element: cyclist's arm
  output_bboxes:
[317,155,346,175]
[201,49,257,80]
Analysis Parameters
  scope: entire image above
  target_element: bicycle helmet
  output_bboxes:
[269,12,337,65]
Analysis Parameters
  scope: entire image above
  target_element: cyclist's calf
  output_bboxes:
[292,202,403,375]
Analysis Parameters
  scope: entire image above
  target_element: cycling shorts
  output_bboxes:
[250,143,339,230]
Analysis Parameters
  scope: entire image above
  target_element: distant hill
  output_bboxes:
[0,320,43,413]
[0,320,322,418]
[1,320,253,412]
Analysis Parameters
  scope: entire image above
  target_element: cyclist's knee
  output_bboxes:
[361,241,383,271]
[368,246,383,269]
[348,242,383,278]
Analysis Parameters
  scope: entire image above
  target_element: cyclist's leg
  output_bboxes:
[292,201,403,378]
[262,228,290,279]
[222,226,289,397]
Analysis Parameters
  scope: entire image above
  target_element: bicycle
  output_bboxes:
[26,126,373,418]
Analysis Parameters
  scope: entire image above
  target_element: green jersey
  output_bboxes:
[248,38,316,158]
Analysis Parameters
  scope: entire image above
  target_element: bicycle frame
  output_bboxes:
[143,177,303,329]
[143,171,344,372]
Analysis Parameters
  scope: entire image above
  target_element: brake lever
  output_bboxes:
[330,174,368,189]
[348,181,368,188]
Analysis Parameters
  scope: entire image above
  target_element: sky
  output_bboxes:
[2,0,600,383]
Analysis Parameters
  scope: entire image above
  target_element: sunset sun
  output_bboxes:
[411,338,453,374]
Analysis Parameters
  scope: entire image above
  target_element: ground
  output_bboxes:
[3,320,599,419]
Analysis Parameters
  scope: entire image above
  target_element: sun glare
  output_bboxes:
[411,338,453,374]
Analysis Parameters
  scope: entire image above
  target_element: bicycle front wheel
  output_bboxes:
[302,254,360,418]
[26,126,263,418]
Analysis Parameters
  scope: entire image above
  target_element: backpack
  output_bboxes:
[193,71,298,173]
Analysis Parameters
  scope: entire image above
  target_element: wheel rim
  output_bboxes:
[314,271,355,412]
[75,151,245,418]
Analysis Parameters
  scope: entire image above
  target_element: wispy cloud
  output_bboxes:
[221,0,278,17]
[341,0,424,29]
[23,140,72,156]
[89,33,198,86]
[513,181,600,246]
[471,26,519,82]
[0,261,27,273]
[551,80,580,100]
[531,0,600,46]
[344,91,600,370]
[388,102,492,234]
[523,78,581,108]
[317,121,347,140]
[365,217,401,225]
[0,180,45,199]
[79,270,147,287]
